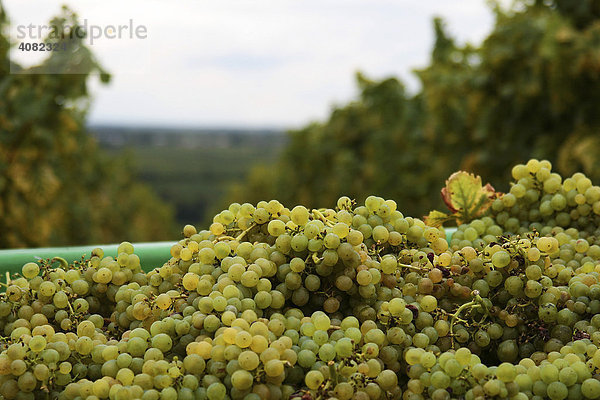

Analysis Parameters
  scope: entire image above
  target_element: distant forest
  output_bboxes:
[91,125,287,227]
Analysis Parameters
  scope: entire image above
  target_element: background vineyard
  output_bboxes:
[3,0,600,247]
[223,1,600,219]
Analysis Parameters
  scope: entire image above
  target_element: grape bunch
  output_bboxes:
[2,159,600,400]
[450,159,600,250]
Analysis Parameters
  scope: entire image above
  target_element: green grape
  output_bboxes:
[412,333,429,349]
[474,329,491,347]
[28,335,46,352]
[334,338,353,358]
[540,364,559,384]
[496,363,516,383]
[267,220,286,237]
[319,325,342,344]
[582,378,600,399]
[297,350,317,368]
[289,258,305,273]
[471,363,488,380]
[372,226,389,243]
[17,372,36,392]
[290,206,309,226]
[464,227,478,242]
[491,250,511,268]
[231,370,253,390]
[504,276,523,295]
[238,351,259,371]
[313,314,330,331]
[151,334,172,352]
[420,352,437,368]
[323,233,340,249]
[558,367,578,386]
[206,382,226,400]
[334,382,354,400]
[388,298,405,316]
[420,295,437,312]
[116,368,135,385]
[305,370,324,390]
[546,381,568,400]
[291,234,309,252]
[483,379,502,397]
[21,263,40,279]
[183,355,206,375]
[443,359,462,377]
[430,371,451,389]
[39,281,56,297]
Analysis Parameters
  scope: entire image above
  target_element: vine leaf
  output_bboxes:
[426,171,498,226]
[423,210,452,228]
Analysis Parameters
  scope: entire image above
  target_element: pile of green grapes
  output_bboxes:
[3,159,600,400]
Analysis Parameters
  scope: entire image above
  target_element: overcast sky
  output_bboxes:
[5,0,503,129]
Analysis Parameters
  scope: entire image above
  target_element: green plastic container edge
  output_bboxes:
[0,242,174,274]
[0,228,458,274]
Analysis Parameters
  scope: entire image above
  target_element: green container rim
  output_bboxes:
[0,242,174,274]
[0,227,459,274]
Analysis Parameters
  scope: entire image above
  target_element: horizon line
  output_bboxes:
[88,122,291,132]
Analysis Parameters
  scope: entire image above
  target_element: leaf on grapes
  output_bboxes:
[424,210,452,228]
[440,171,497,225]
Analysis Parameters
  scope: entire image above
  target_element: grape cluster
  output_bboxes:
[3,159,600,400]
[450,159,600,250]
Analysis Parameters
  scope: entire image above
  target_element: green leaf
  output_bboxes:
[424,210,452,228]
[441,171,496,224]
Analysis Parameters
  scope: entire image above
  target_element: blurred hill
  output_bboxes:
[91,125,286,227]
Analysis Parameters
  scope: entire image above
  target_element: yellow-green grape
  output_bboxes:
[183,224,197,237]
[180,248,193,261]
[491,250,511,268]
[210,222,225,236]
[95,267,112,284]
[305,370,324,390]
[238,351,259,371]
[28,336,46,352]
[537,237,557,253]
[234,331,252,348]
[182,273,199,290]
[332,222,349,238]
[267,220,286,237]
[155,294,172,310]
[21,263,39,279]
[231,370,253,390]
[39,281,56,297]
[419,295,437,312]
[264,359,284,377]
[290,205,309,226]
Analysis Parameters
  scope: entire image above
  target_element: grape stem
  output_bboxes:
[398,263,428,272]
[51,257,69,269]
[311,209,335,227]
[235,223,257,241]
[449,290,491,345]
[214,235,236,242]
[328,361,338,385]
[66,297,75,316]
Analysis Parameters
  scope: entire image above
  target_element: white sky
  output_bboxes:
[5,0,502,129]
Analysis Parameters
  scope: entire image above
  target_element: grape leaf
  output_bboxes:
[424,210,452,228]
[426,171,497,227]
[442,171,496,224]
